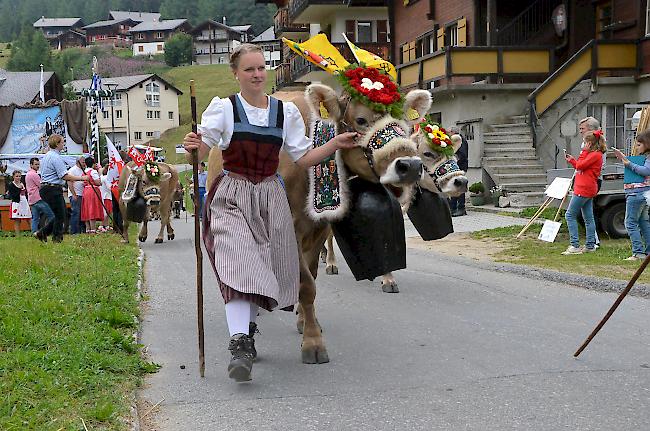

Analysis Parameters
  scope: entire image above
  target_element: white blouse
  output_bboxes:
[198,93,312,162]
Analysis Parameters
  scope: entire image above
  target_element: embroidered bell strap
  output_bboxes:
[311,120,342,214]
[432,159,461,186]
[366,122,407,152]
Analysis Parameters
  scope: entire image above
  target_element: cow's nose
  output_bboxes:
[395,159,423,183]
[454,177,468,192]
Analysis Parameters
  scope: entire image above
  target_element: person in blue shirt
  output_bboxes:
[613,130,650,261]
[37,134,88,243]
[197,161,208,220]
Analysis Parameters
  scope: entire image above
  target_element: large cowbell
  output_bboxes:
[126,196,147,223]
[331,177,406,281]
[407,187,454,240]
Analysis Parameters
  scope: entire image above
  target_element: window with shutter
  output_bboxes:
[436,27,445,49]
[377,20,388,43]
[457,18,467,46]
[345,20,355,41]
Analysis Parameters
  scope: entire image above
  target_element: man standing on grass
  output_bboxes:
[38,135,88,243]
[25,157,55,237]
[66,156,86,234]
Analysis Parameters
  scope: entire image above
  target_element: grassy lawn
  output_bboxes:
[471,224,650,284]
[0,232,158,430]
[0,42,10,68]
[152,65,275,164]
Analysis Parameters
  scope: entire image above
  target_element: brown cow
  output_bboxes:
[323,123,470,292]
[207,84,432,363]
[118,161,179,244]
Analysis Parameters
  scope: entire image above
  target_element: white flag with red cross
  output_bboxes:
[106,136,125,198]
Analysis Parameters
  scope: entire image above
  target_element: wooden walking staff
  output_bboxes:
[190,80,205,377]
[574,254,650,357]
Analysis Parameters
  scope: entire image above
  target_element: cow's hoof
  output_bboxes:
[319,247,327,263]
[325,265,338,275]
[155,238,163,244]
[381,282,399,293]
[138,236,147,243]
[168,233,175,240]
[301,346,330,364]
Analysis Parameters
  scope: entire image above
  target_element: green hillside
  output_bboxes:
[153,64,275,164]
[0,42,9,68]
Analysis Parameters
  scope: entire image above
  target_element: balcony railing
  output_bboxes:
[194,35,229,42]
[288,0,343,21]
[274,8,309,36]
[397,45,553,89]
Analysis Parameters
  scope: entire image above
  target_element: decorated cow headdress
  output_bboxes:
[283,33,402,117]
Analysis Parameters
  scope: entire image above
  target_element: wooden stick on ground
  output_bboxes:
[190,80,205,377]
[516,196,553,238]
[574,253,650,357]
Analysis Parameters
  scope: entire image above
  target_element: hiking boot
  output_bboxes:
[248,322,259,361]
[582,246,597,253]
[33,230,47,243]
[561,246,583,255]
[227,334,254,382]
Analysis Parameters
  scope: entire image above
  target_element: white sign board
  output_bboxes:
[538,220,562,242]
[545,177,572,200]
[175,144,186,154]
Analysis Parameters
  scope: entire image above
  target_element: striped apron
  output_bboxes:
[202,95,300,311]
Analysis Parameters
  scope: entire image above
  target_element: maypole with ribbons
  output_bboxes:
[79,57,113,162]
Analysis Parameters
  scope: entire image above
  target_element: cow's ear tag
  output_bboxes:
[407,108,419,121]
[122,173,138,202]
[319,102,329,119]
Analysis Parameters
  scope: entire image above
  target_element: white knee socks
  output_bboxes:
[225,299,259,336]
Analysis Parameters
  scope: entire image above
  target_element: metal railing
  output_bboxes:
[528,39,639,117]
[288,0,342,21]
[495,0,562,46]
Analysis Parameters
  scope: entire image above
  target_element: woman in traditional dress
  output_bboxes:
[6,170,30,236]
[183,43,357,382]
[80,156,104,233]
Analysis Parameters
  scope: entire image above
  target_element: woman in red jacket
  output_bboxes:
[562,130,607,255]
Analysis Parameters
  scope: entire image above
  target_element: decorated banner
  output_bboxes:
[6,106,76,154]
[342,33,397,81]
[282,34,350,75]
[0,105,81,173]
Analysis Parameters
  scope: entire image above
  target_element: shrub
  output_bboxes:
[469,181,485,194]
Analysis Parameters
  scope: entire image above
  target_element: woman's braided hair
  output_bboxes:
[229,43,264,69]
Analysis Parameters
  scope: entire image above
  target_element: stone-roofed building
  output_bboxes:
[33,17,85,41]
[130,19,192,56]
[188,20,248,65]
[109,11,161,23]
[0,69,63,106]
[69,74,182,148]
[230,25,255,42]
[83,18,138,47]
[251,27,281,69]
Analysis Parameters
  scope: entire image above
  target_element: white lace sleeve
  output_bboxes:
[198,97,234,150]
[282,101,312,162]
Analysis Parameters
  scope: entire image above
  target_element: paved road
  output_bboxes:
[139,212,650,431]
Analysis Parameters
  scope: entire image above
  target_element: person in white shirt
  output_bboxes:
[66,157,86,234]
[182,43,358,382]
